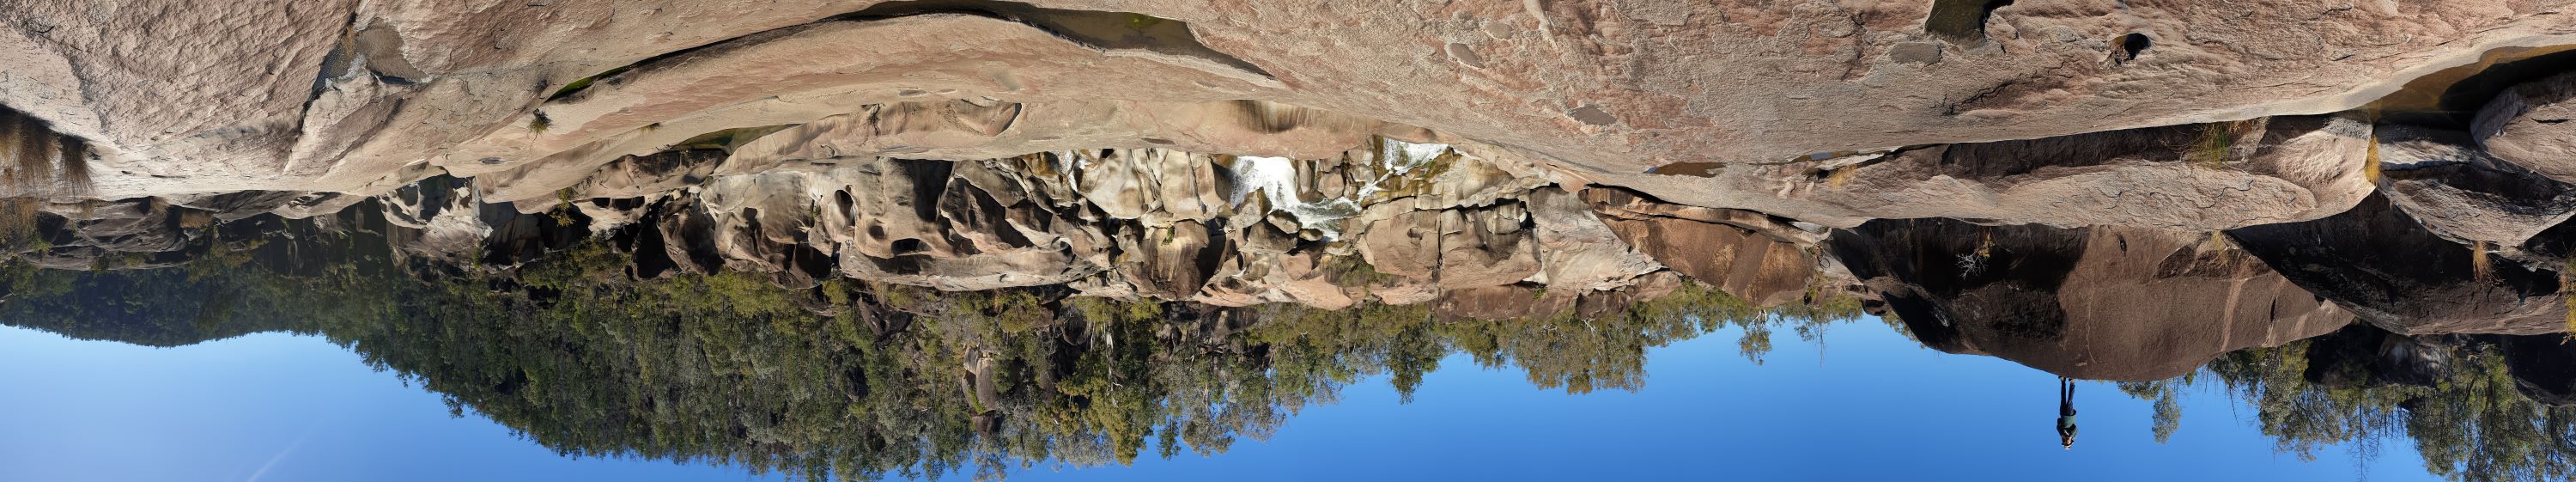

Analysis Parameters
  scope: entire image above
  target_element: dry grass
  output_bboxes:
[2563,259,2575,338]
[4,108,56,194]
[1824,166,1857,188]
[2188,119,2263,168]
[0,106,93,198]
[2472,241,2494,282]
[53,132,88,197]
[0,197,39,247]
[0,106,97,245]
[2364,132,2385,184]
[528,111,552,135]
[175,210,215,230]
[2198,231,2233,254]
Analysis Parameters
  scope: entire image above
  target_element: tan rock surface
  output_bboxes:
[2376,124,2576,247]
[2476,70,2576,183]
[1584,187,1817,307]
[6,0,2573,235]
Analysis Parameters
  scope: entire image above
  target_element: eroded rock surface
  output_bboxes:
[9,1,2576,385]
[6,1,2576,221]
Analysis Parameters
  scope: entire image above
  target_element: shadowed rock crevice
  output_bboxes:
[2114,33,2151,64]
[830,0,1272,77]
[1923,0,2012,45]
[544,0,1267,104]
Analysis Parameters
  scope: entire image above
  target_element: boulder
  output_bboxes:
[1830,218,2351,381]
[2374,124,2576,247]
[2474,70,2576,184]
[2227,193,2568,335]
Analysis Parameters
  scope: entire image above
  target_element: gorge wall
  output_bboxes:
[10,0,2576,383]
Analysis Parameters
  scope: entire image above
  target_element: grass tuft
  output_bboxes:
[2472,241,2494,282]
[0,197,38,246]
[1825,166,1856,188]
[2189,119,2262,168]
[0,106,93,198]
[2364,132,2385,184]
[9,110,55,193]
[546,66,630,101]
[2563,258,2575,339]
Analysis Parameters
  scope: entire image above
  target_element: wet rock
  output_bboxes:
[2227,193,2567,335]
[1831,218,2351,381]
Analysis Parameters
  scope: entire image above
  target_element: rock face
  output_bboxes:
[1829,218,2351,381]
[14,0,2576,385]
[1584,187,1817,307]
[7,0,2576,225]
[2227,194,2568,336]
[2376,124,2576,247]
[514,139,1684,307]
[2476,70,2576,184]
[1586,115,2378,230]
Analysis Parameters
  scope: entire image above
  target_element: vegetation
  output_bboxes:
[2187,119,2262,168]
[0,105,94,242]
[8,204,2574,482]
[2116,376,2192,444]
[528,111,553,135]
[1824,165,1857,188]
[2366,131,2387,184]
[547,66,633,101]
[0,232,1865,481]
[2106,334,2576,482]
[2564,259,2575,337]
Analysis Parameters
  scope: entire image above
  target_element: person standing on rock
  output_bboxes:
[2057,377,2079,449]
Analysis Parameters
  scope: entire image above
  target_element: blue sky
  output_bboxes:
[0,320,2438,482]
